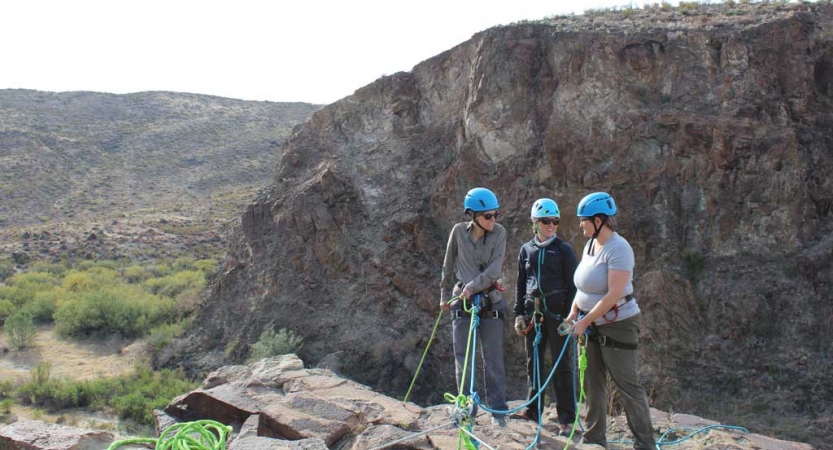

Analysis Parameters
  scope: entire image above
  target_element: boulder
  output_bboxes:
[0,420,113,450]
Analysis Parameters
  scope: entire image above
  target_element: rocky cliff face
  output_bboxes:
[162,3,832,447]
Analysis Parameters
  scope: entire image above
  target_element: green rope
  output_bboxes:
[458,297,478,397]
[403,296,459,403]
[444,393,477,450]
[107,420,233,450]
[564,337,587,448]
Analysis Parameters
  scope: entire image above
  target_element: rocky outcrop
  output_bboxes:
[160,3,832,448]
[0,355,815,449]
[0,420,114,450]
[166,355,819,450]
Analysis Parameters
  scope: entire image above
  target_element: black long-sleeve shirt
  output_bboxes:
[514,236,578,318]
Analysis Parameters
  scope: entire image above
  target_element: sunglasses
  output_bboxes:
[537,218,559,225]
[480,212,499,220]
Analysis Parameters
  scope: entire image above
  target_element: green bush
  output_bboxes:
[146,264,172,278]
[23,290,61,322]
[0,286,26,307]
[30,261,67,276]
[0,299,15,321]
[78,260,117,271]
[54,286,174,338]
[15,365,197,425]
[3,272,59,306]
[122,266,147,283]
[193,259,218,274]
[172,257,195,271]
[248,327,304,362]
[146,319,192,359]
[0,260,14,282]
[5,310,38,349]
[143,271,205,298]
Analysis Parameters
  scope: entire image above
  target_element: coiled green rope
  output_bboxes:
[107,420,233,450]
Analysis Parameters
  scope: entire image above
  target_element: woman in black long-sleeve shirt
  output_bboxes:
[510,198,578,436]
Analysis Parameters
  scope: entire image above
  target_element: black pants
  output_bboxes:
[523,314,576,425]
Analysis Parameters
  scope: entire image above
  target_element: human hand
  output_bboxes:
[566,311,578,324]
[514,316,526,336]
[571,318,589,337]
[440,299,450,311]
[461,286,472,300]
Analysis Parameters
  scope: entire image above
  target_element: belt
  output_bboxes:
[580,295,634,316]
[615,294,635,307]
[588,331,638,350]
[453,310,504,320]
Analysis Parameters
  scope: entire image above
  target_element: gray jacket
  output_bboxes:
[440,222,507,310]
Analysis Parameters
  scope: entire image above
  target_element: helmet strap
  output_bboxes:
[472,214,489,234]
[587,216,607,256]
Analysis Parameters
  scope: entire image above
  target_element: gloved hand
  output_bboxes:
[514,316,526,336]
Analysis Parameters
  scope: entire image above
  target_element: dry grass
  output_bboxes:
[0,324,145,384]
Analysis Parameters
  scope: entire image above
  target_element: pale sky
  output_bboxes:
[1,0,656,105]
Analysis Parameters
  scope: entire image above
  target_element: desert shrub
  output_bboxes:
[3,272,59,306]
[174,288,202,316]
[16,365,196,425]
[0,398,12,414]
[62,272,94,292]
[0,299,15,321]
[77,260,117,271]
[122,265,147,283]
[0,380,13,399]
[0,260,14,282]
[0,286,24,306]
[30,261,67,275]
[54,286,174,338]
[110,367,197,424]
[62,268,120,293]
[22,290,62,322]
[143,271,205,298]
[248,327,304,362]
[146,319,192,359]
[5,310,38,349]
[172,257,195,271]
[145,264,172,278]
[193,259,218,273]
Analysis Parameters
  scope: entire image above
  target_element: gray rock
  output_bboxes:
[0,420,113,450]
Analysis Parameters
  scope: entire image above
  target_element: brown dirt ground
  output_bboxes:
[0,324,146,432]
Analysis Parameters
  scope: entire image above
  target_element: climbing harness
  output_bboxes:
[107,420,232,450]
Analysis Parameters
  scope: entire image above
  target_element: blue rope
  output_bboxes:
[656,424,749,447]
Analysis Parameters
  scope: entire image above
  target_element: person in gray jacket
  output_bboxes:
[440,187,509,428]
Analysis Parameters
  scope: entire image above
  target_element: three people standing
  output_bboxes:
[439,189,654,446]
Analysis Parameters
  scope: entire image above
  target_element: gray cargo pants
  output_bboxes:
[452,308,508,418]
[583,314,656,450]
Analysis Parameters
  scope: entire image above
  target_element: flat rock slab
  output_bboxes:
[0,420,113,450]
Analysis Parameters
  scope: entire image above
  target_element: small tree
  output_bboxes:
[5,310,37,349]
[248,327,304,362]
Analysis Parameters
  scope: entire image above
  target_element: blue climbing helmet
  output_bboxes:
[576,192,617,218]
[530,198,560,219]
[463,187,499,213]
